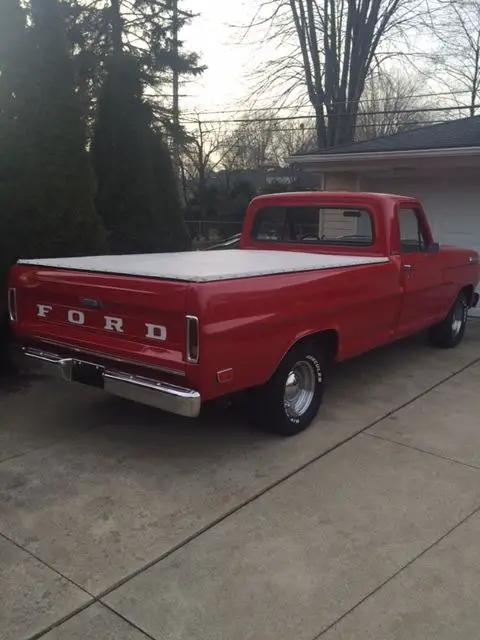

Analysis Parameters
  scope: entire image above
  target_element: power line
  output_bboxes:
[180,103,478,126]
[180,119,448,138]
[181,89,476,117]
[199,121,451,152]
[243,119,448,132]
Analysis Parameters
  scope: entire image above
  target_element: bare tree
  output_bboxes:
[220,113,317,169]
[429,0,480,117]
[243,0,427,149]
[275,120,317,157]
[356,68,433,140]
[221,113,282,169]
[180,116,237,209]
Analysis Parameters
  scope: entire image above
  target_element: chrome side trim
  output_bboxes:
[30,336,186,377]
[19,347,201,419]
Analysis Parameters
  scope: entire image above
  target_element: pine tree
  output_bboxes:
[0,0,30,316]
[0,0,30,232]
[92,54,158,253]
[24,0,107,256]
[151,133,191,252]
[61,0,204,132]
[0,0,107,277]
[0,0,30,134]
[92,53,190,253]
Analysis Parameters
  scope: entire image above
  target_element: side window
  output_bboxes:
[398,208,427,253]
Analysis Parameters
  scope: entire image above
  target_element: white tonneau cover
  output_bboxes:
[18,249,388,282]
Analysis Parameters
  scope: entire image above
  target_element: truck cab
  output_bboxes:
[240,191,437,256]
[238,191,479,337]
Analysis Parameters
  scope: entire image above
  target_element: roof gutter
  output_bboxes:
[286,146,480,165]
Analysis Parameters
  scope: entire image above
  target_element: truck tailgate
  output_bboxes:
[10,265,190,375]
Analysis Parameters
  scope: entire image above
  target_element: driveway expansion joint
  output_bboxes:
[310,503,480,639]
[365,431,480,471]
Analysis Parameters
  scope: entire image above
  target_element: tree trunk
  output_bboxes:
[110,0,123,56]
[314,104,328,149]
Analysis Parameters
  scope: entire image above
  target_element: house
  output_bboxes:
[206,166,317,191]
[288,115,480,315]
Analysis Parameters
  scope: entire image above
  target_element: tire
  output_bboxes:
[428,290,468,349]
[245,342,325,436]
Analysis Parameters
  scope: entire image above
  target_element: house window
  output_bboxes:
[398,208,428,253]
[252,206,373,246]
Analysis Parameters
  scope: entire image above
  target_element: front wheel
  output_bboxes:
[245,343,325,436]
[428,291,468,348]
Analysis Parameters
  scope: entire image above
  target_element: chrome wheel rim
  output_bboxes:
[284,360,316,419]
[452,299,466,337]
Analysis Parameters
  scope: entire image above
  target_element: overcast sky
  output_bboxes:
[179,1,440,120]
[181,0,269,115]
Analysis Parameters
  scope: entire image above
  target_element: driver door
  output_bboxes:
[397,206,442,333]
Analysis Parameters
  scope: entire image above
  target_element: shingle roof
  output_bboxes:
[299,115,480,156]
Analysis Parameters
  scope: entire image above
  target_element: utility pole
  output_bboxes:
[171,0,185,206]
[172,0,180,173]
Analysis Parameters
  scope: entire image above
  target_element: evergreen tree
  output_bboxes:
[92,54,157,253]
[0,0,30,311]
[24,0,107,256]
[61,0,204,132]
[151,133,191,252]
[0,0,30,132]
[0,0,107,279]
[92,53,189,253]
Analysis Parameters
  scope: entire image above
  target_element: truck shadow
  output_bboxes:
[0,349,46,397]
[29,327,468,471]
[86,331,442,437]
[2,324,479,464]
[0,367,45,396]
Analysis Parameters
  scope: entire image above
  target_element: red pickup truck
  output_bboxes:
[8,191,480,436]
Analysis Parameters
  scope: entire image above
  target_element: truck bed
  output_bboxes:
[18,250,388,282]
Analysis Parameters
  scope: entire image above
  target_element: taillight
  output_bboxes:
[186,315,199,363]
[7,288,17,322]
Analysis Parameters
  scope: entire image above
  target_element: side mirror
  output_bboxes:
[427,242,440,253]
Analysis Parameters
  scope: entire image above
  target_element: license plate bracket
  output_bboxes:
[71,361,105,389]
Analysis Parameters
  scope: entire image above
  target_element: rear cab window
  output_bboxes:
[251,205,374,247]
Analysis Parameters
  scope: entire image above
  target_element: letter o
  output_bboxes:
[67,310,85,325]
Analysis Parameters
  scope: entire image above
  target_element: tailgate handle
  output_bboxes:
[80,297,103,309]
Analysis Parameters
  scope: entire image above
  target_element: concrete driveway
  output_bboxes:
[1,323,480,640]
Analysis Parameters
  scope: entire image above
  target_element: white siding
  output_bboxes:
[362,176,480,316]
[323,172,359,190]
[320,209,357,237]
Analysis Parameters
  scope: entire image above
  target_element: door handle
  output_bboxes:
[403,264,413,270]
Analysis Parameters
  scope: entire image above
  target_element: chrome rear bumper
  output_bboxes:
[18,347,201,418]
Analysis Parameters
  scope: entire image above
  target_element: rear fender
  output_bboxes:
[270,327,341,380]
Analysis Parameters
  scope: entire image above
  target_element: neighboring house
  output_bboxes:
[195,166,317,192]
[288,115,480,316]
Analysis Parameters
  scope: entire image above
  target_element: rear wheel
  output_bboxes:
[245,342,325,436]
[428,291,468,348]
